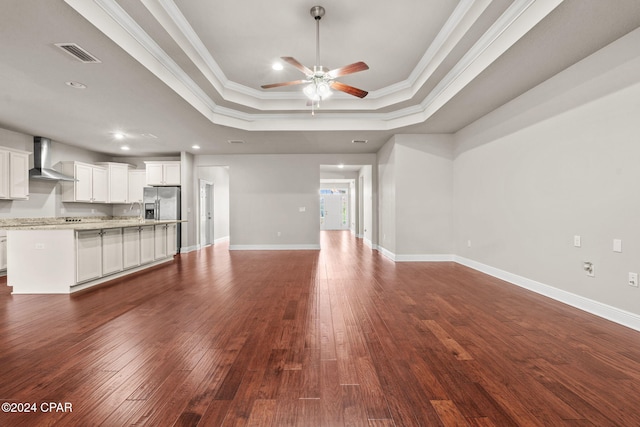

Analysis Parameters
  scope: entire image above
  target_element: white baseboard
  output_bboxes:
[214,236,230,244]
[455,256,640,332]
[229,244,321,251]
[179,245,198,253]
[378,246,454,262]
[364,238,378,250]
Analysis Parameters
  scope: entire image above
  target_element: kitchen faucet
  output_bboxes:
[129,200,145,222]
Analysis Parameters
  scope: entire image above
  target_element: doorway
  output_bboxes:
[320,188,349,231]
[199,180,214,247]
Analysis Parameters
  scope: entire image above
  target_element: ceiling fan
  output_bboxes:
[261,5,369,111]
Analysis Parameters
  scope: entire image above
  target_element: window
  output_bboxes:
[319,188,347,195]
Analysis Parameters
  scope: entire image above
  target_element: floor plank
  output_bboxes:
[1,231,640,426]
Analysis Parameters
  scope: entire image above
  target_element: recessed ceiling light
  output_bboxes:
[114,132,125,140]
[120,145,130,151]
[338,164,344,169]
[192,145,200,149]
[272,62,283,71]
[65,81,86,89]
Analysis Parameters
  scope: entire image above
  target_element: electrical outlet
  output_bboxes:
[583,261,594,277]
[629,272,639,287]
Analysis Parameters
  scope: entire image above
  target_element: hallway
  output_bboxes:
[1,231,639,425]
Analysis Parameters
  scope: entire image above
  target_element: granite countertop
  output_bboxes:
[0,217,185,231]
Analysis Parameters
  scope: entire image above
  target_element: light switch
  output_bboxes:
[573,235,581,247]
[613,239,622,253]
[299,207,306,212]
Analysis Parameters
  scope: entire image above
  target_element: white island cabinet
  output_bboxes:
[154,223,168,260]
[6,221,181,294]
[123,227,141,269]
[140,225,155,264]
[76,230,102,283]
[101,228,123,276]
[0,231,7,271]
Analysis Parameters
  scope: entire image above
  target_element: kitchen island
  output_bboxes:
[3,218,183,294]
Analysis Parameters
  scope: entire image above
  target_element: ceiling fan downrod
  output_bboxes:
[310,6,325,71]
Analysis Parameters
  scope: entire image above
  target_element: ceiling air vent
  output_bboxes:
[351,139,368,144]
[227,140,245,144]
[55,43,101,63]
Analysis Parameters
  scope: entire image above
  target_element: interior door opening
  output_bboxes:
[199,180,214,247]
[320,188,349,231]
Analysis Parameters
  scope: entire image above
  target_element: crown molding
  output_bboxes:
[65,0,565,132]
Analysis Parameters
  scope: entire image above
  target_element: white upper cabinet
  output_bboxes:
[127,170,146,203]
[96,162,131,204]
[0,147,30,200]
[145,161,181,186]
[0,150,8,198]
[61,161,107,203]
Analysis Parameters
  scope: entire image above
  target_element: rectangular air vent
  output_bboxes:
[351,139,368,144]
[227,140,245,144]
[55,43,101,63]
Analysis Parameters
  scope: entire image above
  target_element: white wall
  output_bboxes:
[453,28,640,320]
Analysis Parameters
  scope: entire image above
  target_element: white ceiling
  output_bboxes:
[0,0,639,156]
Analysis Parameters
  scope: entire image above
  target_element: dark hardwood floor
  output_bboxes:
[1,231,640,426]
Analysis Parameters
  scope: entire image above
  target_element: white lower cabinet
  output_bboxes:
[76,230,103,283]
[102,228,123,276]
[75,223,176,285]
[167,223,177,255]
[123,227,141,269]
[0,232,7,271]
[140,226,155,264]
[154,224,168,260]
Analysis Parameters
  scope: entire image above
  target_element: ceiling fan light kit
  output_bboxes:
[261,5,369,114]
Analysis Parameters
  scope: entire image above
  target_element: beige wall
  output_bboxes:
[196,153,377,250]
[377,134,454,259]
[453,28,640,318]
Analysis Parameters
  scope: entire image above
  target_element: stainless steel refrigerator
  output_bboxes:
[143,186,181,253]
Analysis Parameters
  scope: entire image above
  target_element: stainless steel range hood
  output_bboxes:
[29,137,76,181]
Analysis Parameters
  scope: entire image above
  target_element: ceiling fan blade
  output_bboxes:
[327,61,369,79]
[282,57,313,75]
[330,81,368,98]
[261,80,308,89]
